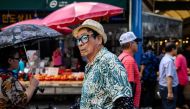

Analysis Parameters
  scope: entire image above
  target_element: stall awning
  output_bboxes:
[0,0,128,11]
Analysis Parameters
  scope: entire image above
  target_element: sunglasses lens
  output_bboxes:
[76,35,89,45]
[13,58,19,61]
[81,35,89,43]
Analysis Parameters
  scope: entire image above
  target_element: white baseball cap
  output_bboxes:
[119,32,141,45]
[72,19,107,44]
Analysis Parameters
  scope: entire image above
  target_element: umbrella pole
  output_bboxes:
[22,43,33,74]
[23,43,30,63]
[38,40,40,58]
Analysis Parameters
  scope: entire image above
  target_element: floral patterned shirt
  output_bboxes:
[80,47,133,109]
[0,70,27,109]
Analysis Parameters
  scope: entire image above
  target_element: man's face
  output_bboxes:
[131,41,138,53]
[75,28,101,57]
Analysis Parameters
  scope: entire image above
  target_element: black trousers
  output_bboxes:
[176,84,186,108]
[140,80,157,107]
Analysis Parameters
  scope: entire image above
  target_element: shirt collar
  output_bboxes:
[165,53,175,60]
[123,50,133,56]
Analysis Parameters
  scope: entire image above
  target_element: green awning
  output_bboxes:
[0,0,128,11]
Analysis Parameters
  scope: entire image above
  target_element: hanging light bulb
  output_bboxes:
[160,41,163,45]
[176,42,179,45]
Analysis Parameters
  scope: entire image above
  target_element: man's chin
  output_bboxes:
[80,53,87,57]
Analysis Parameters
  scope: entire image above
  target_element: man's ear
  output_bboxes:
[97,35,103,45]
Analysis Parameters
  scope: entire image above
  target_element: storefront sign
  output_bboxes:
[0,0,128,11]
[47,0,68,9]
[1,13,33,24]
[0,11,48,26]
[46,0,128,10]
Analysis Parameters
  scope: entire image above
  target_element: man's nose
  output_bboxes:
[78,40,83,46]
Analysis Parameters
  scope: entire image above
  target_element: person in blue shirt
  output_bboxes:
[159,42,178,109]
[140,44,159,109]
[19,57,25,72]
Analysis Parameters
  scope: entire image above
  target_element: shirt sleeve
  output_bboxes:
[123,58,135,82]
[2,77,27,107]
[165,60,175,78]
[101,56,133,103]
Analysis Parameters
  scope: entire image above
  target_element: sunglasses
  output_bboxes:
[12,57,20,61]
[75,35,90,46]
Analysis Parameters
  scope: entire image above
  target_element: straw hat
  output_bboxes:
[72,19,107,44]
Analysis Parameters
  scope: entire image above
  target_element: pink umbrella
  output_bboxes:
[42,2,123,27]
[51,25,73,35]
[1,19,41,30]
[1,19,72,35]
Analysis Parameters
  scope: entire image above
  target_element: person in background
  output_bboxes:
[72,19,133,109]
[19,56,26,73]
[157,45,166,62]
[140,44,159,109]
[73,46,86,72]
[175,47,189,109]
[159,42,178,109]
[118,32,141,109]
[0,47,39,109]
[52,47,62,67]
[183,43,190,75]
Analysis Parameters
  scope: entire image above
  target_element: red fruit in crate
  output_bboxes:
[59,69,65,75]
[68,74,75,81]
[60,75,65,81]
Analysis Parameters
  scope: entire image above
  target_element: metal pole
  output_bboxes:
[131,0,143,65]
[129,0,132,31]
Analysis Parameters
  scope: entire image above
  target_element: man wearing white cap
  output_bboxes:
[118,32,142,109]
[72,19,133,109]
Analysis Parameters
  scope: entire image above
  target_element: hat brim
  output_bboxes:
[134,38,142,42]
[72,24,107,44]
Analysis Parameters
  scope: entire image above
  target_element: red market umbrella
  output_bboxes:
[42,2,123,27]
[1,19,72,35]
[51,25,73,35]
[1,19,41,31]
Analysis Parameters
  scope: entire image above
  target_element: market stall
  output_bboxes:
[21,81,83,95]
[19,68,84,95]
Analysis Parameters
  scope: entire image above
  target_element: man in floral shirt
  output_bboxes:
[72,19,133,109]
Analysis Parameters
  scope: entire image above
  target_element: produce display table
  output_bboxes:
[20,81,83,95]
